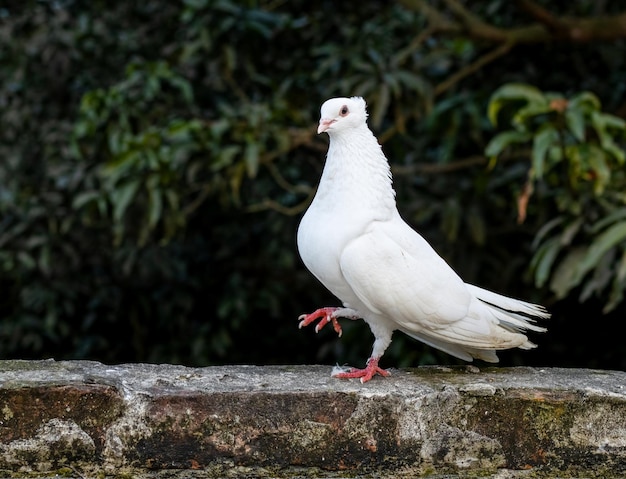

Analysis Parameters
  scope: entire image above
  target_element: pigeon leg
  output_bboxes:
[298,307,359,337]
[332,357,389,383]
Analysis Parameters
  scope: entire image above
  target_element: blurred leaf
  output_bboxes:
[113,180,140,223]
[466,207,486,245]
[511,102,552,128]
[574,221,626,284]
[147,176,163,230]
[244,141,260,178]
[550,247,587,298]
[569,91,601,113]
[560,217,584,246]
[579,249,614,303]
[72,191,101,210]
[564,108,585,141]
[441,198,460,242]
[531,125,558,179]
[590,208,626,234]
[530,237,561,288]
[485,130,532,158]
[17,251,36,270]
[211,145,241,171]
[587,149,610,195]
[532,216,565,249]
[488,83,545,126]
[591,111,626,163]
[371,83,390,129]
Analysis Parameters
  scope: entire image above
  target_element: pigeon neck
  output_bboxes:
[320,126,396,214]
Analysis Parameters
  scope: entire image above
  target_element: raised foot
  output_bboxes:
[332,357,390,383]
[298,307,343,337]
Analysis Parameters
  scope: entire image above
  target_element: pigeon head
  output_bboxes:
[317,97,368,135]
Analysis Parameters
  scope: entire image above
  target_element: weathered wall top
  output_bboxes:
[0,360,625,478]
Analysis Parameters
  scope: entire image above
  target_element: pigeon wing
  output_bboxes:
[339,218,471,331]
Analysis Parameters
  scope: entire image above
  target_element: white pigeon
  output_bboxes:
[297,96,549,383]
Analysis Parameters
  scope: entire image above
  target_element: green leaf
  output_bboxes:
[580,249,614,303]
[17,251,36,270]
[484,131,532,158]
[101,150,137,183]
[564,108,585,141]
[549,247,587,298]
[107,128,129,156]
[395,70,431,96]
[569,91,601,113]
[210,118,230,138]
[591,208,626,233]
[72,191,101,210]
[574,221,626,283]
[617,249,626,282]
[531,125,559,179]
[530,236,561,288]
[146,176,163,230]
[606,277,626,313]
[38,244,51,277]
[167,120,193,142]
[491,83,545,104]
[244,141,260,178]
[532,216,564,250]
[441,198,460,242]
[511,102,553,129]
[587,149,610,195]
[466,208,486,245]
[560,217,584,246]
[488,83,545,126]
[591,111,626,163]
[592,111,626,132]
[211,145,240,171]
[112,180,140,223]
[371,83,390,129]
[605,143,625,164]
[169,76,194,104]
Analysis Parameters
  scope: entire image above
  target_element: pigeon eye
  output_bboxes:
[339,106,349,117]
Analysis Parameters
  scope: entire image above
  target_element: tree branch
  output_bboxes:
[397,0,626,44]
[395,0,459,32]
[392,155,488,176]
[440,0,510,42]
[392,150,532,177]
[246,194,315,216]
[516,0,564,30]
[434,40,514,96]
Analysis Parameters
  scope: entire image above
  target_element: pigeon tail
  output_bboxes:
[465,284,549,333]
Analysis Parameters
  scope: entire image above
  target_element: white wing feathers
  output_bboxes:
[340,219,469,326]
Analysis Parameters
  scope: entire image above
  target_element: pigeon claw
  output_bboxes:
[332,357,389,383]
[298,307,343,337]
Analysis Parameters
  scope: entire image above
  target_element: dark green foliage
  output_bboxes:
[487,85,626,312]
[1,0,625,369]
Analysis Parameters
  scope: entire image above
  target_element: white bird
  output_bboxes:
[297,96,549,383]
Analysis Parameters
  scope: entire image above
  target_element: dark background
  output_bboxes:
[1,0,625,371]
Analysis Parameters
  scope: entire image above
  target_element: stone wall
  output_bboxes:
[0,360,625,478]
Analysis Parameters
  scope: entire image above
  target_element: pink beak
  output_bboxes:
[317,118,335,134]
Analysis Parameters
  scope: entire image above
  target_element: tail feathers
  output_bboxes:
[466,284,549,333]
[399,328,500,363]
[398,284,549,363]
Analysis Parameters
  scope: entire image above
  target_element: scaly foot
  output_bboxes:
[298,307,343,336]
[332,357,390,383]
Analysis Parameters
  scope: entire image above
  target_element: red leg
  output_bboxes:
[298,307,343,336]
[332,357,390,383]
